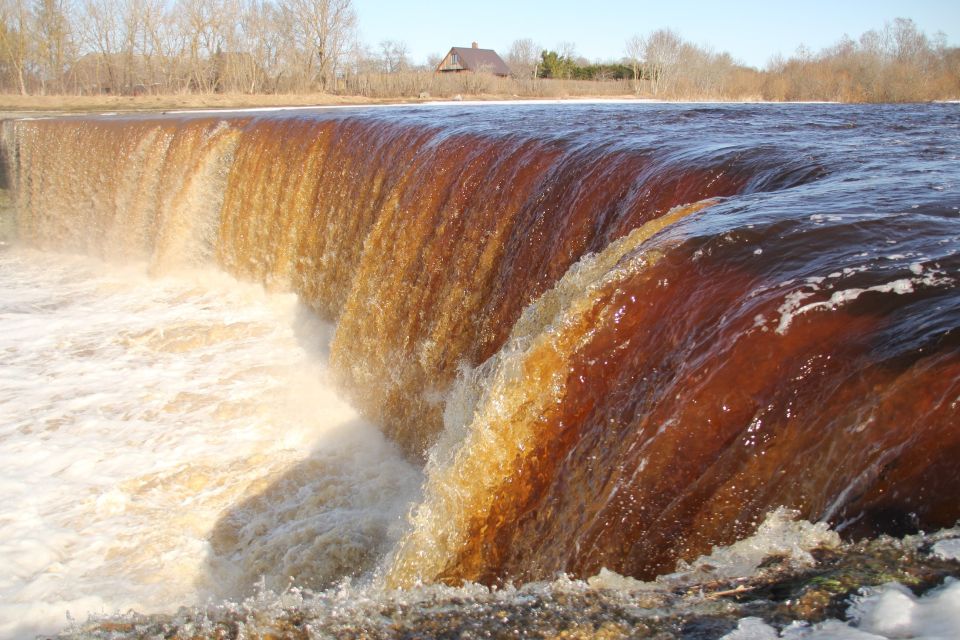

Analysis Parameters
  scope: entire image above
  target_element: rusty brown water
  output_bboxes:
[5,103,958,602]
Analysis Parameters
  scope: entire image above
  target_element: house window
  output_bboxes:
[451,53,459,66]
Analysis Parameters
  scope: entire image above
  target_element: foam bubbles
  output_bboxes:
[931,539,960,562]
[0,248,420,638]
[663,508,840,584]
[852,579,960,638]
[723,580,960,639]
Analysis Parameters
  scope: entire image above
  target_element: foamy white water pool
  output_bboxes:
[0,248,421,639]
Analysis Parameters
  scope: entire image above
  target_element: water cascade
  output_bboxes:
[3,105,958,603]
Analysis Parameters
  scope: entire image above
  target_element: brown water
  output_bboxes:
[4,103,958,609]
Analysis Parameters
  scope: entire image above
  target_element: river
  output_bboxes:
[0,102,958,638]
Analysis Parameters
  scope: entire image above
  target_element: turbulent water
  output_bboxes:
[0,102,958,638]
[0,249,420,637]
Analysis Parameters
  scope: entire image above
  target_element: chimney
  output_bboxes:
[471,41,479,49]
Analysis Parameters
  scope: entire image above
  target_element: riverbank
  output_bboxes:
[0,90,661,114]
[0,92,417,114]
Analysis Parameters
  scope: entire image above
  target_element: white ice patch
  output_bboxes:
[722,617,781,639]
[850,579,960,638]
[722,579,960,639]
[931,538,960,562]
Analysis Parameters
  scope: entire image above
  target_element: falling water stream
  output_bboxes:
[0,102,957,638]
[0,249,420,637]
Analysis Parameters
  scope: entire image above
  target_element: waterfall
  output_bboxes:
[5,107,957,591]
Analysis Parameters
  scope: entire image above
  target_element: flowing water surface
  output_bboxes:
[0,102,958,638]
[0,250,420,637]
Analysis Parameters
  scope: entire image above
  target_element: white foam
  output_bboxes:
[851,579,960,638]
[586,509,840,595]
[0,248,420,638]
[662,508,840,584]
[931,538,960,562]
[723,617,782,639]
[722,579,960,639]
[775,277,942,335]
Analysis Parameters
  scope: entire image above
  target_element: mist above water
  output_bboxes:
[0,249,419,638]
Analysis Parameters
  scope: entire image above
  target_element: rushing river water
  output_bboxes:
[0,102,958,638]
[0,249,420,637]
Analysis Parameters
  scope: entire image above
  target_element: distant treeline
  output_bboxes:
[0,0,956,102]
[506,20,959,101]
[535,50,633,81]
[615,19,958,101]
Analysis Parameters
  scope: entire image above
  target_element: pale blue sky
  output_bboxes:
[352,0,960,69]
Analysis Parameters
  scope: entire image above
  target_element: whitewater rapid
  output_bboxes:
[0,248,420,638]
[2,249,958,640]
[2,102,958,639]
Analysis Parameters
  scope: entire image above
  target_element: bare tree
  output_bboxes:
[678,44,734,97]
[174,0,238,92]
[76,0,120,91]
[0,2,955,101]
[76,0,170,93]
[624,33,642,89]
[135,0,171,92]
[556,40,577,75]
[890,17,928,64]
[119,0,144,89]
[142,0,185,92]
[378,38,408,73]
[506,37,539,79]
[0,0,31,93]
[32,0,75,93]
[281,0,355,91]
[642,28,683,96]
[234,0,281,92]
